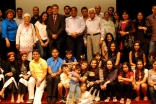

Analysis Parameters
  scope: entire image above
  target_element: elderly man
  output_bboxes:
[84,8,105,62]
[95,5,104,19]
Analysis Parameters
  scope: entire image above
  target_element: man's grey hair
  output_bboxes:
[88,8,96,13]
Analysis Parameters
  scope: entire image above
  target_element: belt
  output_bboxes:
[87,32,100,36]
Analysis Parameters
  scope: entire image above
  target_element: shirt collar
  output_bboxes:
[52,57,59,62]
[16,17,23,19]
[69,16,78,19]
[32,58,42,63]
[88,16,98,21]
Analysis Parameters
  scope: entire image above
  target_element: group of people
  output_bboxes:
[0,3,156,104]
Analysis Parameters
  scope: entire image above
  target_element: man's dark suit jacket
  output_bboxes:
[46,14,65,44]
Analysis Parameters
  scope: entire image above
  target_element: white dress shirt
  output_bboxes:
[96,12,104,19]
[14,17,23,26]
[84,16,105,42]
[65,16,85,36]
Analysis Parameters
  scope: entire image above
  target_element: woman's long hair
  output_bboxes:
[119,62,132,78]
[132,40,143,59]
[135,59,145,81]
[104,33,114,47]
[88,58,99,79]
[107,42,118,57]
[104,59,115,79]
[39,11,48,25]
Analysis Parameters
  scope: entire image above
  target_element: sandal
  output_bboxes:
[143,96,148,101]
[135,96,140,101]
[113,97,117,102]
[104,97,110,102]
[120,98,124,104]
[126,99,131,104]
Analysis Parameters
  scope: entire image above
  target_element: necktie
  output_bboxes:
[53,15,56,24]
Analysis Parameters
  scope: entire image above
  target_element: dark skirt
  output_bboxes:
[18,82,27,94]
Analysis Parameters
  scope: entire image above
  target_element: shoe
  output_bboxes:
[60,96,64,102]
[27,99,33,103]
[63,96,67,103]
[52,97,56,103]
[46,97,52,103]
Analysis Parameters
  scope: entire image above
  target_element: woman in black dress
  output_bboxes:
[16,51,31,103]
[0,52,18,102]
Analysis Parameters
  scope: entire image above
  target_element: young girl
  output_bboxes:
[78,82,93,104]
[80,61,88,82]
[87,59,103,101]
[129,40,146,67]
[106,42,120,67]
[118,62,134,104]
[101,33,114,60]
[16,51,31,103]
[133,59,148,101]
[94,52,103,68]
[101,59,118,102]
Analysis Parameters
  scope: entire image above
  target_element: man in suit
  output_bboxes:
[47,4,65,59]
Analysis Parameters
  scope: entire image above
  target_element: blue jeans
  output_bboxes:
[149,86,156,104]
[69,82,81,99]
[36,40,47,59]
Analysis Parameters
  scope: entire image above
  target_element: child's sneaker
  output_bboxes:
[63,96,67,103]
[60,96,64,102]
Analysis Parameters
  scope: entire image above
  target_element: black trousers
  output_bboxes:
[18,82,27,94]
[118,82,133,99]
[66,35,83,60]
[1,39,17,60]
[46,75,60,98]
[105,81,116,97]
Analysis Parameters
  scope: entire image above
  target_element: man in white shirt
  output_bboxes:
[14,7,23,26]
[65,7,85,60]
[95,5,104,19]
[84,8,105,62]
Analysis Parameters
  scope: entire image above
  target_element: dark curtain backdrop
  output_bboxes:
[116,0,156,20]
[0,0,16,18]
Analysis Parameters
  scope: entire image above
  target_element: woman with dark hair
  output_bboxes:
[46,6,52,16]
[118,10,135,63]
[16,51,31,103]
[106,42,120,67]
[133,59,148,101]
[129,40,146,68]
[35,11,49,59]
[87,58,103,102]
[101,59,118,102]
[133,11,151,64]
[101,33,114,59]
[0,52,18,102]
[118,62,134,104]
[113,11,121,46]
[0,56,5,95]
[2,9,18,60]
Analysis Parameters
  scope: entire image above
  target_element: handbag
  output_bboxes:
[124,33,134,50]
[144,31,152,39]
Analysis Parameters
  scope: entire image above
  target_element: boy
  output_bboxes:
[68,64,81,103]
[63,50,78,67]
[58,64,70,103]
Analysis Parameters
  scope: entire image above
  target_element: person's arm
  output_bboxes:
[148,70,156,86]
[104,69,118,85]
[56,67,62,75]
[143,53,146,66]
[56,15,65,38]
[31,24,36,44]
[150,55,154,63]
[48,66,53,75]
[115,52,120,66]
[100,19,105,40]
[35,26,43,43]
[2,20,8,40]
[76,18,85,36]
[129,51,135,66]
[30,62,38,80]
[121,72,134,82]
[94,68,104,84]
[40,62,48,82]
[16,24,21,45]
[65,18,72,36]
[46,16,53,38]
